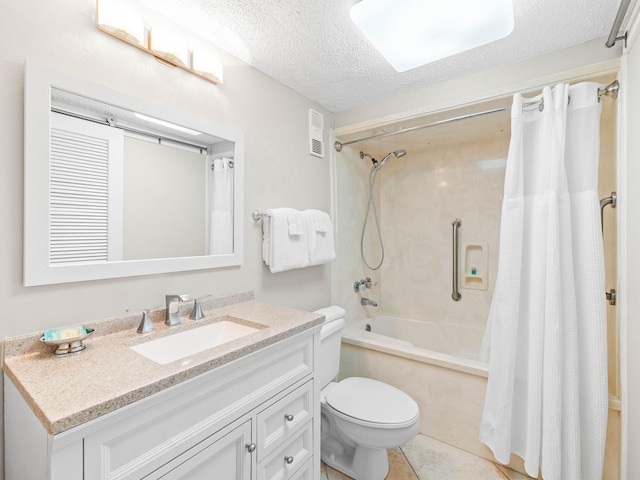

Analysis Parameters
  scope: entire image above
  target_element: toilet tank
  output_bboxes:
[314,306,346,389]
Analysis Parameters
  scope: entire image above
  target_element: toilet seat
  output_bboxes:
[325,377,419,428]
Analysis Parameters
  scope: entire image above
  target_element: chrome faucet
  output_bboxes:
[165,294,191,326]
[361,298,378,307]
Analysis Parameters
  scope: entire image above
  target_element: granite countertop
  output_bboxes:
[2,293,324,436]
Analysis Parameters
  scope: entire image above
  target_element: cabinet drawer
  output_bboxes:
[257,380,313,461]
[257,421,312,480]
[287,458,313,480]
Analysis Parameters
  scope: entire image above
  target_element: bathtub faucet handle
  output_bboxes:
[353,277,372,293]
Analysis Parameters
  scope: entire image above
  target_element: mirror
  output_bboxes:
[24,60,244,286]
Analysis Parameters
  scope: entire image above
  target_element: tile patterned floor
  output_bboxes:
[320,434,533,480]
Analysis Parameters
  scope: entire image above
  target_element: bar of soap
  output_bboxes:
[43,324,87,341]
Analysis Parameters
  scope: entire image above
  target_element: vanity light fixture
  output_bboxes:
[96,0,224,85]
[133,113,202,136]
[350,0,514,72]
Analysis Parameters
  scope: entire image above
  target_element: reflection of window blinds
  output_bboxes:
[50,128,110,263]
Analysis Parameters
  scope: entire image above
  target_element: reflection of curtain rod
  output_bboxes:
[334,80,620,152]
[51,107,210,152]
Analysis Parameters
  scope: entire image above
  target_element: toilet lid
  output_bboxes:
[326,377,419,425]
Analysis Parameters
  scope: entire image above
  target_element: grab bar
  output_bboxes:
[600,191,617,234]
[451,218,462,302]
[600,192,617,306]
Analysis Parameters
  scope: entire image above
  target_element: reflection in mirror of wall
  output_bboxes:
[24,60,244,286]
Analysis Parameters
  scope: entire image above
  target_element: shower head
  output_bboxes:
[376,149,407,169]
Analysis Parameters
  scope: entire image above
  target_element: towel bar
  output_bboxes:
[252,211,271,221]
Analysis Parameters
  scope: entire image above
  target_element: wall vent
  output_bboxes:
[309,109,324,158]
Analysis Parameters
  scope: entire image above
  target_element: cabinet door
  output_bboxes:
[151,420,252,480]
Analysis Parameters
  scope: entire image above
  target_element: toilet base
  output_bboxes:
[322,445,389,480]
[352,445,389,480]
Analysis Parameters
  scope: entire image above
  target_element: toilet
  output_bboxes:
[314,306,420,480]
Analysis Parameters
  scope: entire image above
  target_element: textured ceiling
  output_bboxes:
[143,0,625,112]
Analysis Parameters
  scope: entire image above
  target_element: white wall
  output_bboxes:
[0,0,334,475]
[621,5,640,478]
[331,143,379,324]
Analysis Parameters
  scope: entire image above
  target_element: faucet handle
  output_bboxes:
[189,295,212,320]
[127,309,154,334]
[353,277,373,293]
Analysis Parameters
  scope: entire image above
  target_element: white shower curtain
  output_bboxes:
[208,156,234,254]
[479,82,608,480]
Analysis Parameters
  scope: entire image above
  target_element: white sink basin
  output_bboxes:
[130,317,264,365]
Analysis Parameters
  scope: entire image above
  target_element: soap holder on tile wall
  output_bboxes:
[461,243,488,291]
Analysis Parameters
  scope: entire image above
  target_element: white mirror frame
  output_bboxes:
[23,60,244,286]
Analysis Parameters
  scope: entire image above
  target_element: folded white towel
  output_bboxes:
[286,209,306,236]
[262,213,271,265]
[264,208,310,272]
[312,214,329,233]
[304,209,336,266]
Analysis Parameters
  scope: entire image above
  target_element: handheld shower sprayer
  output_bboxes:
[376,149,407,170]
[360,148,408,270]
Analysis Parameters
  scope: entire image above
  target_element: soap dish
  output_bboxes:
[40,328,95,355]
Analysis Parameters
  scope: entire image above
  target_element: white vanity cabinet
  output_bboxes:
[5,328,321,480]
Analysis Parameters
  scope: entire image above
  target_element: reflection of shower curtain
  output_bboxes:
[479,83,607,480]
[209,157,233,254]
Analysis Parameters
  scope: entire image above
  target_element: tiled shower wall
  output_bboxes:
[378,137,507,335]
[333,124,509,340]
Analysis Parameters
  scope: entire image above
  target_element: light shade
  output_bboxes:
[192,49,224,84]
[149,27,189,67]
[97,0,145,46]
[350,0,514,72]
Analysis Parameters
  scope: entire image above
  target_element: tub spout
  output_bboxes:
[361,298,378,307]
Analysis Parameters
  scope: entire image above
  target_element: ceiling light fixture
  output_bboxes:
[350,0,514,72]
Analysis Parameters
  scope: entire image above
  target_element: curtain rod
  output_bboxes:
[51,107,210,153]
[334,80,620,152]
[605,0,631,48]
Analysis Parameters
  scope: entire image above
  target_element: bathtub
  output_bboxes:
[338,316,496,467]
[341,316,488,377]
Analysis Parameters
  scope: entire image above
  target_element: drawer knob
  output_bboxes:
[284,414,294,421]
[245,443,256,453]
[284,455,294,464]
